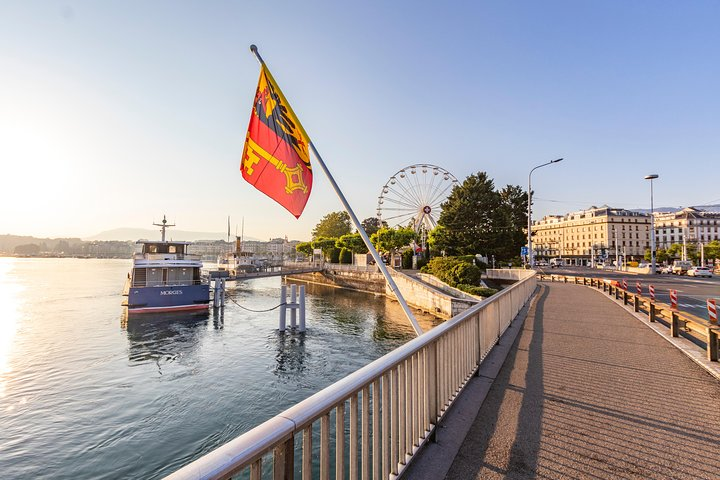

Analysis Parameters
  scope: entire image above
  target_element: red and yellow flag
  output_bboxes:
[241,64,312,218]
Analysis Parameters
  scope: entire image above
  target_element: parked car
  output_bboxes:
[687,266,713,277]
[550,258,564,268]
[658,265,673,274]
[535,260,549,267]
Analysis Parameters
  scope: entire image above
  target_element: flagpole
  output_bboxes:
[249,45,424,336]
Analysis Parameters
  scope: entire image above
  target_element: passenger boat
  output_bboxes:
[122,217,210,313]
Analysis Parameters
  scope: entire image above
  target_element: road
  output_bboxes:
[536,266,720,320]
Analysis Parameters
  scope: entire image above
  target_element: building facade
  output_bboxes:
[653,207,720,248]
[532,205,651,265]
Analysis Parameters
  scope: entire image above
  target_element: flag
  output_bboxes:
[241,64,312,218]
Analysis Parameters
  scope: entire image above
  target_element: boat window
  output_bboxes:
[168,245,177,253]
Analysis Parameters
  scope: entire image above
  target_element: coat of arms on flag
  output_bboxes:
[241,64,312,218]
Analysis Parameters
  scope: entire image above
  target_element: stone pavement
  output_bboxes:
[408,282,720,479]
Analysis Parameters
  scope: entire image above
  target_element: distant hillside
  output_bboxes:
[84,228,261,242]
[632,204,720,215]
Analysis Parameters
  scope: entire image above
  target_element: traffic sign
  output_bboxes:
[521,246,528,256]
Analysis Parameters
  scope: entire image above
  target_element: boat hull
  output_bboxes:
[126,284,210,314]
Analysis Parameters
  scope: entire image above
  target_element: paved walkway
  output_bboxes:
[413,282,720,479]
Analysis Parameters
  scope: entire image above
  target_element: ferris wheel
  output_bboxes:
[376,164,459,233]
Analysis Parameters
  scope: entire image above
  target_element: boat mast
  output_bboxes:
[153,215,175,242]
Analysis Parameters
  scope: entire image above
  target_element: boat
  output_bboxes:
[122,216,210,313]
[216,218,265,277]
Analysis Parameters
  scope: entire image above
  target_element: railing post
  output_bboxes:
[427,342,438,434]
[634,295,640,313]
[273,436,294,480]
[671,311,680,337]
[649,302,656,322]
[623,291,629,305]
[707,328,719,362]
[564,276,568,284]
[615,286,620,301]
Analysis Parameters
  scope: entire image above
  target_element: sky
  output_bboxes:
[1,1,718,241]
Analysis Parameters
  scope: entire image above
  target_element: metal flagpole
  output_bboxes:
[249,45,423,336]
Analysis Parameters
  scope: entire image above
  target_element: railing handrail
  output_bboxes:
[165,269,536,479]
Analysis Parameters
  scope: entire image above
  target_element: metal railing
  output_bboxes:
[132,279,206,288]
[133,253,203,261]
[165,270,537,480]
[538,273,719,362]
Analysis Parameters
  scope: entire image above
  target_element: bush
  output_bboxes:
[339,248,352,264]
[456,284,498,297]
[416,256,428,270]
[423,256,482,287]
[329,247,341,264]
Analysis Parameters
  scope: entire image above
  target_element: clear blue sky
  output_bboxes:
[1,1,718,241]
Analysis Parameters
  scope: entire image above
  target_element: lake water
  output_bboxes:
[0,258,440,479]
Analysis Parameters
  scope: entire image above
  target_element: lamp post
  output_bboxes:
[528,158,563,268]
[644,174,659,274]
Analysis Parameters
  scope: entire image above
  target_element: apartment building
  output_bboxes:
[654,207,720,248]
[532,205,651,265]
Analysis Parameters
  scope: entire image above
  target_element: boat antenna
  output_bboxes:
[153,215,175,242]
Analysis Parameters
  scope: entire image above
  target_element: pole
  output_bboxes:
[645,174,659,274]
[249,45,423,336]
[528,158,563,268]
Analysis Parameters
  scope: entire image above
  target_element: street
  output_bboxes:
[536,266,720,320]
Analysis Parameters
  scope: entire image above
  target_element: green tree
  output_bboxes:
[311,237,338,261]
[493,185,528,260]
[436,172,500,256]
[312,211,352,240]
[704,240,720,262]
[295,241,313,257]
[360,217,387,236]
[335,233,368,254]
[370,227,416,258]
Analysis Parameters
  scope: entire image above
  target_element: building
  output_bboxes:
[532,205,651,265]
[653,207,720,249]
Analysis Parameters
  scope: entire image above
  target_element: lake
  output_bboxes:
[0,258,440,479]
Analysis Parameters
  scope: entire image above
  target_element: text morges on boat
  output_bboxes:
[122,216,210,313]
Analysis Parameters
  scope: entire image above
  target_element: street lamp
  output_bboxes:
[528,158,563,268]
[644,174,659,274]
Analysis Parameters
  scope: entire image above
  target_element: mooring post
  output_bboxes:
[221,278,226,307]
[290,284,297,329]
[299,285,306,332]
[279,285,287,332]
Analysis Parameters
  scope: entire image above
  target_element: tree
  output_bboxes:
[361,217,387,236]
[312,211,352,240]
[370,227,416,258]
[493,185,528,260]
[704,240,720,262]
[311,237,339,261]
[336,233,368,254]
[436,172,500,256]
[295,241,313,257]
[14,243,40,255]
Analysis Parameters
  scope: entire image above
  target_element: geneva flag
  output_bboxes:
[241,65,312,218]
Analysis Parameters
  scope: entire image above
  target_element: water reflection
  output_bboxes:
[272,331,307,377]
[123,311,209,369]
[0,260,22,399]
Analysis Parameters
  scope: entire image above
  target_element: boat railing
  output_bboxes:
[132,279,207,288]
[133,253,203,262]
[164,269,537,480]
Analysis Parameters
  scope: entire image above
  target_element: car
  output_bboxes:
[658,265,673,274]
[535,260,549,267]
[687,266,713,277]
